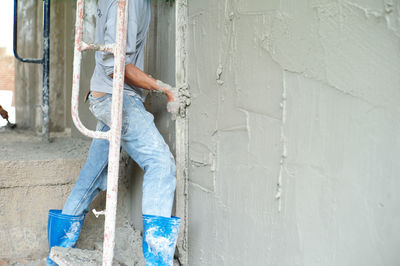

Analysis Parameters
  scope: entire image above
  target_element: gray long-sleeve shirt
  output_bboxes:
[90,0,151,101]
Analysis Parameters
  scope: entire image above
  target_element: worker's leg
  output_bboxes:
[118,95,180,264]
[46,210,85,265]
[89,93,176,217]
[89,93,179,264]
[47,100,111,265]
[121,94,177,217]
[62,120,110,216]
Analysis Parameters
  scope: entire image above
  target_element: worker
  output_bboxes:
[46,0,180,265]
[0,105,8,121]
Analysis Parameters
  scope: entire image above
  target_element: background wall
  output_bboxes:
[186,0,400,265]
[15,0,78,132]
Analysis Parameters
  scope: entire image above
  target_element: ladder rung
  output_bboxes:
[81,42,115,53]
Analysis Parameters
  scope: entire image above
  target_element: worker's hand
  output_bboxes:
[156,80,180,115]
[156,80,175,102]
[0,106,8,120]
[163,88,175,103]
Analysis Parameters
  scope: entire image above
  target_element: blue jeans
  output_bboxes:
[62,93,176,218]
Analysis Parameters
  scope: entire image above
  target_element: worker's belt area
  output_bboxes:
[85,91,107,103]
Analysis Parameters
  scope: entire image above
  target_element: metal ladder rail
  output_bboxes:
[13,0,51,142]
[71,0,129,265]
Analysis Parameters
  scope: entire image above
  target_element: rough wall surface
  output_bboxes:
[187,0,400,265]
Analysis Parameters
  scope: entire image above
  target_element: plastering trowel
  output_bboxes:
[5,118,16,129]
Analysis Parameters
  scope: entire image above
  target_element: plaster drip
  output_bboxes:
[0,182,73,190]
[188,181,214,194]
[176,84,191,118]
[175,1,190,264]
[65,222,81,242]
[155,81,191,120]
[344,0,387,18]
[343,0,400,35]
[275,76,287,212]
[216,64,224,85]
[144,225,178,263]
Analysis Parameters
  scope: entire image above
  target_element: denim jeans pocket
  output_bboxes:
[89,94,112,126]
[89,93,129,135]
[127,93,155,122]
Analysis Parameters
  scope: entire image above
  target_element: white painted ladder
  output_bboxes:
[70,0,129,265]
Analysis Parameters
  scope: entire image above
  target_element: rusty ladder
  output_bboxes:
[71,0,128,265]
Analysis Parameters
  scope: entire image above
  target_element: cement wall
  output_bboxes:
[186,0,400,265]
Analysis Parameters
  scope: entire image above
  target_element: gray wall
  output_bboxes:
[186,0,400,265]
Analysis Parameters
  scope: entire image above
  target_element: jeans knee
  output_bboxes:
[165,149,176,171]
[166,153,177,190]
[144,150,176,181]
[169,153,176,174]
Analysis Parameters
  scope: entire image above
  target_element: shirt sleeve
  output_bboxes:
[100,0,138,75]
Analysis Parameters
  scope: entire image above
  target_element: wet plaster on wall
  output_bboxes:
[187,0,400,265]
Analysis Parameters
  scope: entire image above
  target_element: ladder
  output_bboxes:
[70,0,128,265]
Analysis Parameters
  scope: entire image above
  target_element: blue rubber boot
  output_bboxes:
[46,209,85,266]
[142,215,181,266]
